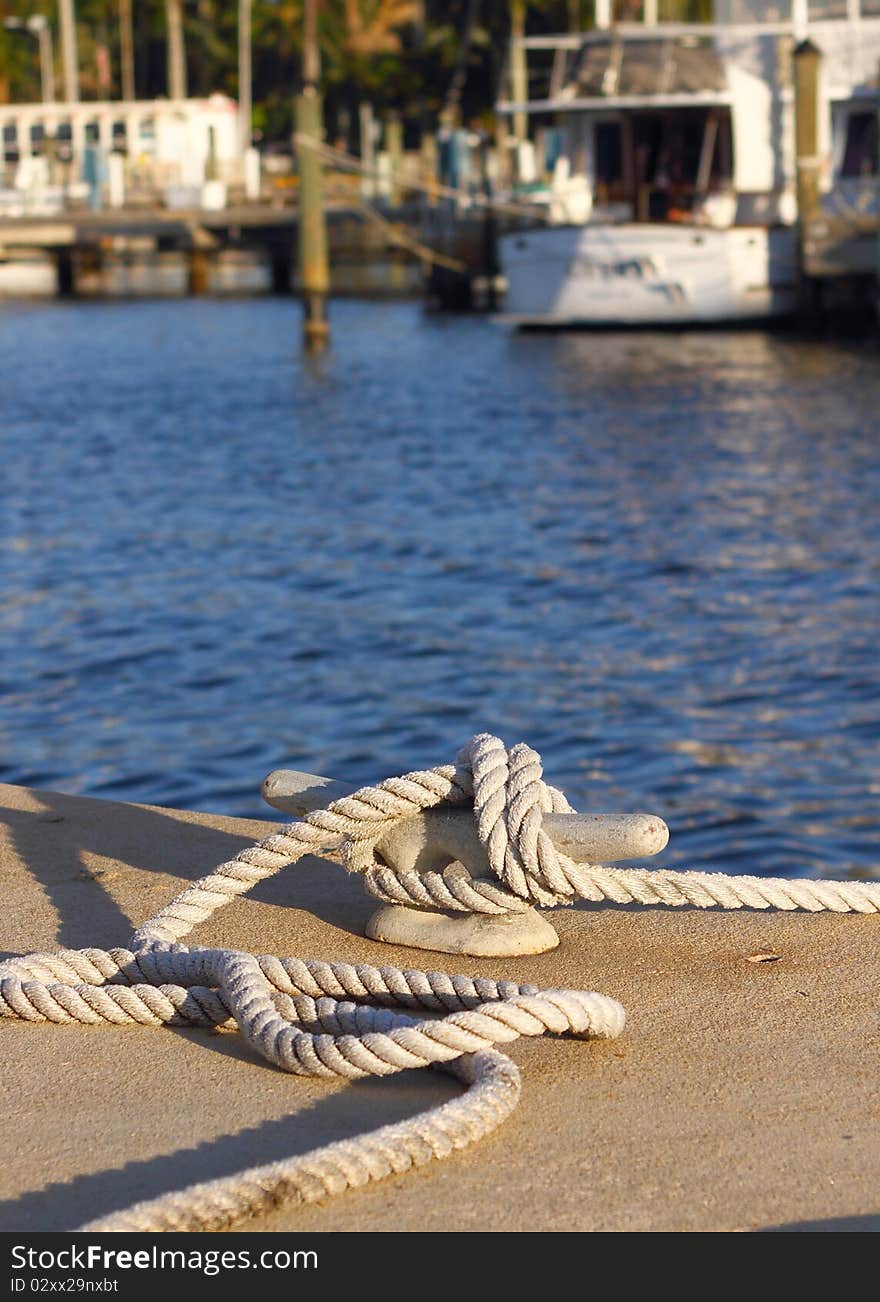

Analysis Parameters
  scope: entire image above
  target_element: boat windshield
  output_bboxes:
[565,36,726,100]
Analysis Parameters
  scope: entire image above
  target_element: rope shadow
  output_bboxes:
[760,1213,880,1232]
[0,790,258,949]
[250,853,378,937]
[0,789,363,953]
[0,1054,457,1232]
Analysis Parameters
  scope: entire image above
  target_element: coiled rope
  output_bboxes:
[2,733,878,1233]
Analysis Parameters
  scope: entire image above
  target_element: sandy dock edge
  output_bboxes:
[1,780,877,1233]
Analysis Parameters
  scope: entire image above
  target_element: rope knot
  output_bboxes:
[466,733,575,904]
[333,733,581,910]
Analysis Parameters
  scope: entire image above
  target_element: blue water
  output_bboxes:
[1,298,878,880]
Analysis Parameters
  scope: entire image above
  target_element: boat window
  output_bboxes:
[807,0,848,16]
[860,0,880,12]
[138,117,156,154]
[657,0,714,14]
[619,41,668,96]
[52,120,71,162]
[574,43,616,97]
[658,0,687,16]
[714,0,792,19]
[30,123,45,150]
[841,111,878,177]
[2,123,18,162]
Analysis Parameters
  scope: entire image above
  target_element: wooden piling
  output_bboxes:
[296,0,330,350]
[187,247,209,295]
[119,0,135,101]
[296,89,330,349]
[166,0,187,100]
[58,0,79,103]
[793,39,822,297]
[510,0,528,152]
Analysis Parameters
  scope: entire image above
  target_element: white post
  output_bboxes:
[127,113,141,160]
[71,112,86,174]
[58,0,79,103]
[595,0,612,29]
[98,110,113,152]
[108,149,125,206]
[792,0,809,41]
[375,149,392,200]
[644,0,658,25]
[244,144,260,199]
[359,101,375,197]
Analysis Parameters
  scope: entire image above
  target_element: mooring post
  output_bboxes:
[166,0,187,100]
[187,247,209,295]
[296,91,330,348]
[119,0,135,101]
[793,38,823,320]
[509,0,528,159]
[58,0,79,103]
[296,0,330,350]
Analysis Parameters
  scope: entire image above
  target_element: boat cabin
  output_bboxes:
[499,1,880,229]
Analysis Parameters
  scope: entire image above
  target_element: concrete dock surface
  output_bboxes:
[0,781,877,1233]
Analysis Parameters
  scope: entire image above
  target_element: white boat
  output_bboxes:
[0,253,55,297]
[495,1,880,327]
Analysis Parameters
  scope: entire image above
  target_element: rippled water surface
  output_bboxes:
[1,298,878,880]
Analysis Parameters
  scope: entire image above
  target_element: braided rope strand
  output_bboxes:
[2,733,877,1233]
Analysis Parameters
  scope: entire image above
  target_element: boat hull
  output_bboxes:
[497,223,798,327]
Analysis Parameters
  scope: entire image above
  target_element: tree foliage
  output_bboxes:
[0,1,717,139]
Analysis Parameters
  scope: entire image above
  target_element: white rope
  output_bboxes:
[2,732,877,1233]
[353,196,470,272]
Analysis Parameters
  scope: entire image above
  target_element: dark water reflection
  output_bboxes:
[1,299,878,880]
